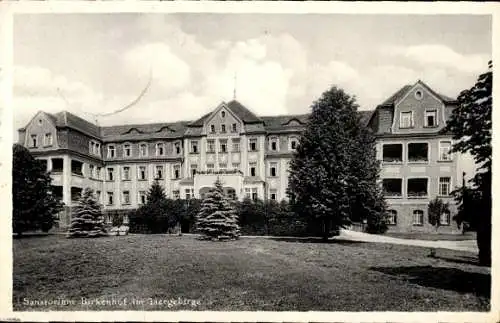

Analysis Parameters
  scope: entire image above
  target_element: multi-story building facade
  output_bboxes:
[367,80,470,233]
[18,81,471,233]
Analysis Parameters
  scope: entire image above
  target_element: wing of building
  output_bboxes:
[18,81,473,233]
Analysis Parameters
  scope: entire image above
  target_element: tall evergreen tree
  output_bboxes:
[13,144,63,235]
[195,178,240,240]
[67,188,106,238]
[287,86,387,240]
[445,60,492,266]
[136,180,173,233]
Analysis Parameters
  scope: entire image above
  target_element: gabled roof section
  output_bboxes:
[188,100,262,127]
[34,111,100,138]
[378,81,457,108]
[358,110,374,126]
[261,114,309,131]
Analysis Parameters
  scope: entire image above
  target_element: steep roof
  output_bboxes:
[100,121,189,141]
[378,81,457,107]
[189,100,262,126]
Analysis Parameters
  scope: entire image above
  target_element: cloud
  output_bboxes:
[123,42,191,91]
[385,44,490,74]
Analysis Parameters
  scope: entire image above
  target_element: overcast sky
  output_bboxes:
[13,13,492,131]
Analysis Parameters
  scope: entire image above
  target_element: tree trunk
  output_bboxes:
[322,218,330,242]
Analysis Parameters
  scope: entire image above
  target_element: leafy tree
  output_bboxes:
[287,86,387,240]
[445,60,492,266]
[12,144,63,235]
[195,178,240,240]
[67,188,106,238]
[238,197,267,235]
[427,198,450,231]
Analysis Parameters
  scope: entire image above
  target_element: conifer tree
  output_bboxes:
[67,188,106,238]
[195,178,240,240]
[287,86,387,240]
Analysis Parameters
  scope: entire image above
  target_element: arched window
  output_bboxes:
[387,210,397,225]
[412,210,424,226]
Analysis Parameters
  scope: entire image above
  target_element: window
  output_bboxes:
[107,192,114,205]
[122,191,130,205]
[227,188,236,200]
[95,143,101,156]
[400,111,413,128]
[191,164,198,177]
[289,137,298,150]
[408,143,428,162]
[232,163,240,171]
[439,141,452,161]
[269,138,279,151]
[71,187,82,202]
[71,160,83,176]
[185,188,194,200]
[231,123,237,133]
[425,110,438,127]
[174,142,181,155]
[31,135,38,147]
[139,143,148,157]
[90,141,101,156]
[249,138,257,151]
[249,162,257,177]
[123,144,131,157]
[412,210,424,226]
[219,163,227,171]
[270,189,277,201]
[210,125,215,133]
[219,140,227,153]
[439,177,451,196]
[139,191,147,204]
[232,138,240,152]
[173,190,180,199]
[382,178,402,197]
[44,133,53,146]
[407,178,428,198]
[95,190,101,203]
[221,111,226,118]
[415,90,423,100]
[221,124,226,133]
[89,141,95,154]
[207,163,215,172]
[173,165,181,179]
[269,162,277,177]
[440,210,451,226]
[245,188,258,201]
[156,143,164,156]
[107,145,116,158]
[155,165,164,179]
[190,140,199,154]
[96,167,101,179]
[382,144,403,163]
[207,140,215,153]
[89,165,94,178]
[107,168,114,181]
[387,210,397,225]
[52,158,63,173]
[138,166,147,180]
[122,166,130,180]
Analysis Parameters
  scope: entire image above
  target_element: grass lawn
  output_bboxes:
[13,234,490,311]
[383,231,477,241]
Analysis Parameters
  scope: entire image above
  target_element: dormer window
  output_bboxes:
[400,111,413,129]
[123,144,131,157]
[210,125,215,133]
[31,135,38,148]
[221,124,226,133]
[107,145,116,158]
[139,143,148,157]
[155,143,165,156]
[425,110,438,127]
